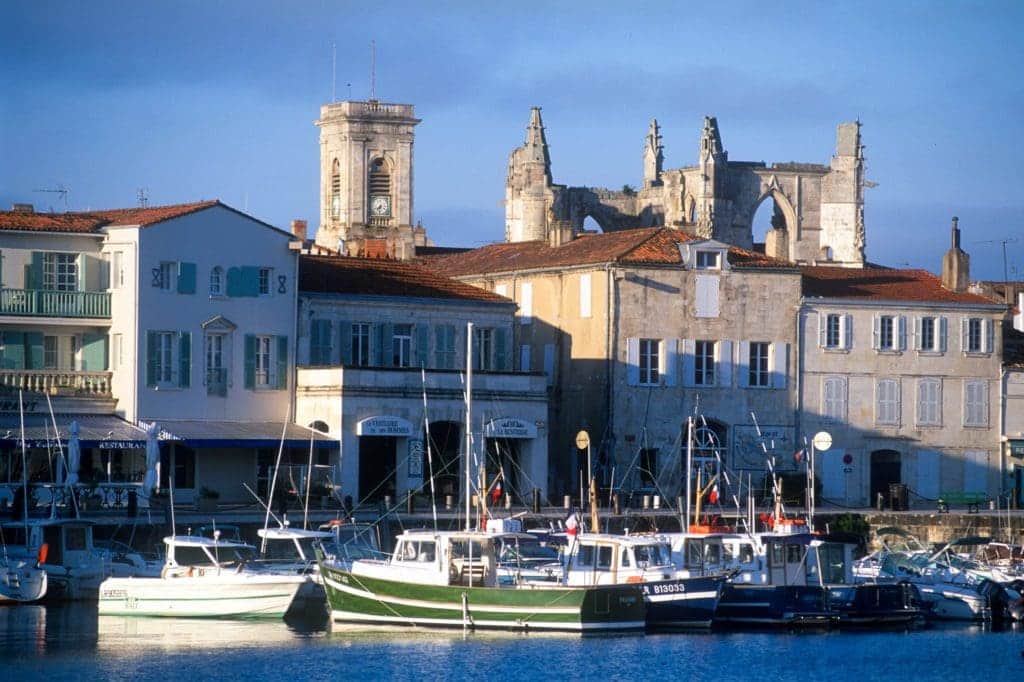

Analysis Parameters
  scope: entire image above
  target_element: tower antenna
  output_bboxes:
[137,187,149,208]
[331,42,337,102]
[33,184,70,212]
[370,39,376,101]
[974,236,1020,283]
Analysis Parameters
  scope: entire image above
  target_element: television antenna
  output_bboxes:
[137,187,149,208]
[369,39,376,101]
[33,184,70,212]
[974,236,1019,283]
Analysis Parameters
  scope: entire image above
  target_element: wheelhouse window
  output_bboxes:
[639,339,659,386]
[748,342,769,387]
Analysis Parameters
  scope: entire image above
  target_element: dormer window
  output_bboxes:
[696,250,721,270]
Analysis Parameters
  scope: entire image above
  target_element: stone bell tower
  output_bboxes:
[315,99,423,259]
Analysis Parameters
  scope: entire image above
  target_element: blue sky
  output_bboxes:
[2,1,1022,280]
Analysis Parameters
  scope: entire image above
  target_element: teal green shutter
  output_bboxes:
[338,320,352,365]
[177,262,196,295]
[242,267,260,296]
[25,332,44,369]
[27,252,43,290]
[226,267,243,296]
[146,331,158,386]
[82,333,107,371]
[178,332,191,388]
[3,331,25,369]
[494,327,509,370]
[244,334,256,389]
[416,325,429,368]
[379,323,393,367]
[434,325,446,369]
[276,336,288,390]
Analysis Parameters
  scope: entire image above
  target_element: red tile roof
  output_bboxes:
[0,201,220,233]
[421,228,791,276]
[801,266,1000,305]
[299,255,512,304]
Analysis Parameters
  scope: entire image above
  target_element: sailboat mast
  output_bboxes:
[465,322,473,532]
[684,416,693,531]
[18,391,28,533]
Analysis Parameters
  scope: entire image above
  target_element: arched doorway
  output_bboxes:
[749,189,797,259]
[870,449,902,507]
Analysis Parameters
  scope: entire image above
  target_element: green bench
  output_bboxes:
[936,492,987,514]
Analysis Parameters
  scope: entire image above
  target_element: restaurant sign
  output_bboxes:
[356,416,414,437]
[484,418,537,440]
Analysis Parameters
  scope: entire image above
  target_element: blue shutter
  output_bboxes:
[227,267,243,296]
[338,320,352,365]
[2,331,25,369]
[27,252,43,290]
[177,262,196,295]
[25,332,43,369]
[379,323,393,367]
[242,267,260,296]
[146,331,159,387]
[416,324,429,368]
[276,335,288,389]
[244,334,256,389]
[494,327,510,371]
[178,332,191,388]
[82,333,107,371]
[681,339,696,388]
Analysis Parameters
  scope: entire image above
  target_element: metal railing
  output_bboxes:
[0,369,112,396]
[0,288,111,318]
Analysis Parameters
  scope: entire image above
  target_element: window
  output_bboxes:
[596,545,613,570]
[205,333,227,396]
[822,376,847,422]
[519,344,530,372]
[695,341,715,386]
[435,325,456,369]
[111,251,124,289]
[579,274,592,318]
[748,342,769,387]
[209,267,224,296]
[474,327,494,371]
[963,317,992,354]
[157,262,174,290]
[520,282,533,324]
[43,253,78,291]
[147,331,190,388]
[920,317,935,351]
[392,324,413,368]
[878,315,895,350]
[639,448,658,486]
[254,336,272,386]
[154,332,175,385]
[639,339,660,386]
[695,250,721,270]
[876,379,900,425]
[351,323,371,367]
[964,380,988,427]
[43,335,58,369]
[309,319,332,366]
[330,159,341,220]
[824,314,841,349]
[258,268,272,296]
[916,379,941,426]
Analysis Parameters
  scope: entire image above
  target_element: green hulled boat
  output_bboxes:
[318,530,645,632]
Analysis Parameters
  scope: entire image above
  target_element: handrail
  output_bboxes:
[0,369,112,396]
[0,288,111,318]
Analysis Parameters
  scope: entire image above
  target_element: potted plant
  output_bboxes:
[195,486,220,513]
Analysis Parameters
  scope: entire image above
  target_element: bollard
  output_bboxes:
[876,492,884,511]
[407,493,415,514]
[445,494,453,511]
[677,496,684,514]
[643,495,651,510]
[653,495,661,510]
[613,493,621,515]
[989,499,996,511]
[563,495,572,509]
[384,494,393,509]
[533,488,541,513]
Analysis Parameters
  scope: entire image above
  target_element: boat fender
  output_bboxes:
[36,542,49,566]
[186,567,194,578]
[196,568,204,578]
[626,576,644,583]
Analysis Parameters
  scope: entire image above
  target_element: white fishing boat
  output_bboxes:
[0,556,48,604]
[98,535,308,619]
[1,518,108,600]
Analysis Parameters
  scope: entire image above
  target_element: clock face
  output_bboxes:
[371,195,391,217]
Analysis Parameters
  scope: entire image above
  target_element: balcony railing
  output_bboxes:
[0,288,111,318]
[0,369,112,397]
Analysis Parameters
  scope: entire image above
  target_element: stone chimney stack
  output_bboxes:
[290,219,308,241]
[941,216,970,292]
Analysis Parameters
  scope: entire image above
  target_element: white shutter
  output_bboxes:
[871,314,880,349]
[520,282,533,325]
[718,340,733,388]
[939,316,948,353]
[626,337,640,386]
[984,319,994,353]
[737,341,750,388]
[818,313,827,348]
[579,274,592,319]
[897,316,907,351]
[913,316,923,351]
[681,339,696,388]
[695,274,720,318]
[519,344,531,372]
[663,339,678,387]
[843,314,853,350]
[770,342,788,389]
[961,317,969,353]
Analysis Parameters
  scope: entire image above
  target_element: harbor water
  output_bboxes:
[2,604,1022,681]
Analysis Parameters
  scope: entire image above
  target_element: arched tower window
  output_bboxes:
[330,159,341,219]
[368,158,391,220]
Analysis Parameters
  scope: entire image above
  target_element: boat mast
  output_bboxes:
[18,391,28,535]
[421,368,439,532]
[465,322,473,532]
[684,416,693,531]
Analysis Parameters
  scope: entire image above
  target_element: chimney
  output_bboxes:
[11,203,34,213]
[290,219,307,241]
[941,216,970,292]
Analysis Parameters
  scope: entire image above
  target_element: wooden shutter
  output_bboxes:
[416,324,429,368]
[913,316,923,351]
[871,315,880,349]
[176,262,197,295]
[244,334,256,389]
[681,339,696,388]
[843,315,853,350]
[25,332,43,370]
[770,342,788,389]
[519,344,531,372]
[818,313,827,348]
[718,340,733,388]
[176,332,190,388]
[984,319,995,353]
[626,337,640,386]
[736,341,750,388]
[338,320,352,365]
[275,336,288,389]
[3,331,25,369]
[226,267,243,296]
[146,331,159,387]
[27,252,43,290]
[82,333,107,371]
[663,338,678,387]
[494,327,510,370]
[939,317,948,353]
[897,316,907,351]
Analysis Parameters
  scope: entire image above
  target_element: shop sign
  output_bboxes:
[484,418,537,439]
[357,416,414,437]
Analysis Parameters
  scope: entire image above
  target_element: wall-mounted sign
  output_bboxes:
[408,439,424,478]
[1009,439,1024,459]
[732,425,794,470]
[484,418,537,440]
[356,416,414,437]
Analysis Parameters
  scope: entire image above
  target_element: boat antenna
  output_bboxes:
[18,391,29,535]
[303,429,314,530]
[421,367,439,532]
[262,403,291,555]
[464,322,473,532]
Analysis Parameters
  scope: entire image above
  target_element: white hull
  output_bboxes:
[98,573,306,619]
[0,561,48,603]
[916,584,988,620]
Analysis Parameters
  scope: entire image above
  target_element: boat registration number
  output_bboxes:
[646,582,686,595]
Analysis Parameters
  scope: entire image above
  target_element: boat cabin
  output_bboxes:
[162,535,256,575]
[350,530,498,588]
[563,534,676,586]
[1,519,98,570]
